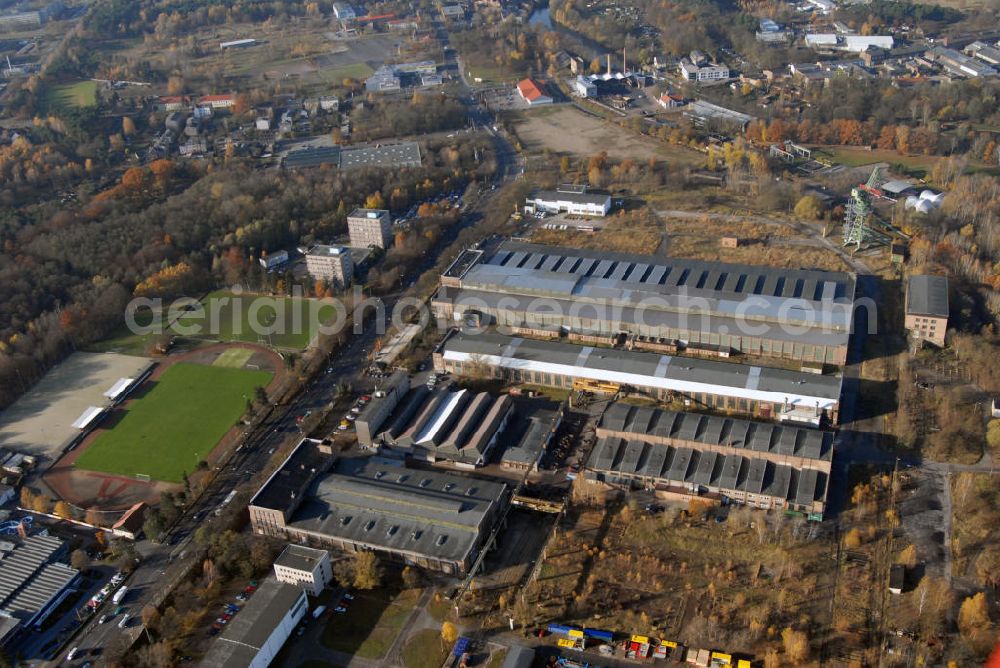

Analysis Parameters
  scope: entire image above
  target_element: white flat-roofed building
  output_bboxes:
[524,185,611,217]
[435,330,843,425]
[305,245,353,288]
[965,41,1000,66]
[220,38,257,49]
[199,578,308,668]
[928,46,998,78]
[347,208,392,249]
[679,60,730,81]
[572,76,597,98]
[273,545,332,597]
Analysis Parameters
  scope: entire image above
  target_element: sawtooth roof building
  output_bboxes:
[434,330,842,426]
[249,443,510,574]
[433,241,857,365]
[379,387,514,467]
[373,383,561,471]
[586,403,832,517]
[0,534,79,647]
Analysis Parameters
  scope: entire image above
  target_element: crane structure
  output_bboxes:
[843,166,893,249]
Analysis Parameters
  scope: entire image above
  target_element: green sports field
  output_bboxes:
[75,362,272,483]
[174,291,338,350]
[90,291,339,354]
[46,80,98,108]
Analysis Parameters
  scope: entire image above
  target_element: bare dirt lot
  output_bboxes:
[509,105,701,165]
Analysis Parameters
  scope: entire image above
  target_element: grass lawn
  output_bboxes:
[324,62,373,81]
[321,587,421,660]
[426,591,454,623]
[174,291,337,350]
[213,347,253,368]
[46,80,97,108]
[465,63,517,83]
[75,362,272,483]
[91,291,337,353]
[813,146,940,177]
[401,629,450,668]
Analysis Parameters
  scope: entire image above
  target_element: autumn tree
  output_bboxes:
[794,195,823,220]
[353,551,382,590]
[141,605,162,632]
[122,116,137,136]
[365,191,385,209]
[402,566,421,589]
[844,527,863,548]
[781,627,810,665]
[85,507,102,527]
[958,592,990,638]
[53,500,73,519]
[441,620,459,645]
[32,494,50,514]
[70,549,91,573]
[897,544,918,569]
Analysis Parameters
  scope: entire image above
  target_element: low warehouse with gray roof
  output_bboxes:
[587,403,832,517]
[249,443,510,575]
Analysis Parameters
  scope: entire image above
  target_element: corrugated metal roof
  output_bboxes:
[442,331,842,409]
[906,275,948,318]
[288,458,507,564]
[599,403,833,461]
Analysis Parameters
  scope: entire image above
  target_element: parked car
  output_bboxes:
[334,606,347,613]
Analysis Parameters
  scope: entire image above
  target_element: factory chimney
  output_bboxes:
[623,46,627,74]
[606,54,611,76]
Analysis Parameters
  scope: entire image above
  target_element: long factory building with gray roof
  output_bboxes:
[434,242,857,365]
[587,403,832,517]
[434,330,842,425]
[249,439,510,575]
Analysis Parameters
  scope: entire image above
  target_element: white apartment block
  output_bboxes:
[679,60,730,82]
[306,245,353,288]
[273,545,333,597]
[347,208,392,249]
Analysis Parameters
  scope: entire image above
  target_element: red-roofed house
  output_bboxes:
[658,93,686,109]
[110,502,147,540]
[199,94,236,109]
[157,95,190,112]
[516,79,552,106]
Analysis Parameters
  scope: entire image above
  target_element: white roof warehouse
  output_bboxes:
[434,330,843,425]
